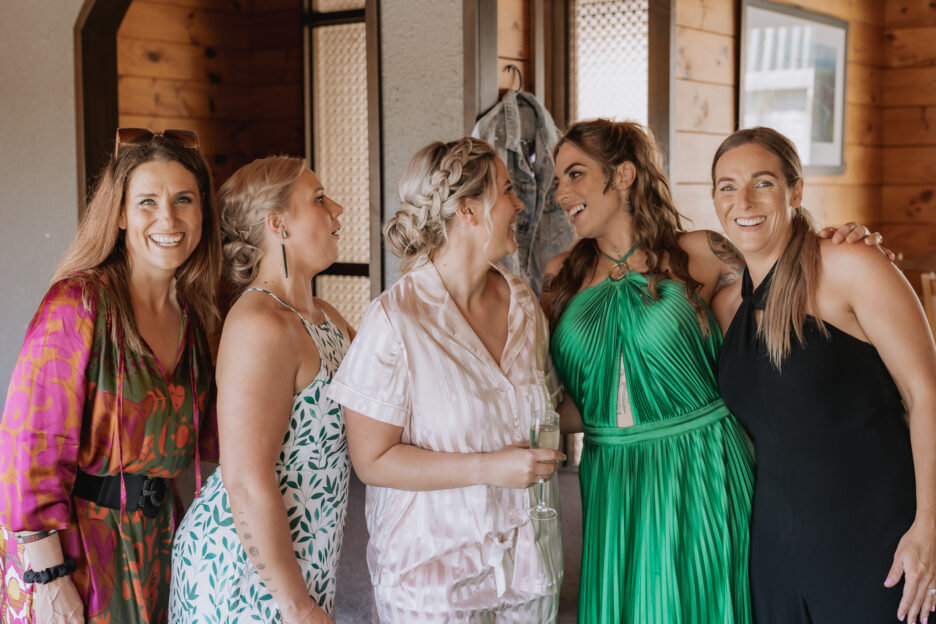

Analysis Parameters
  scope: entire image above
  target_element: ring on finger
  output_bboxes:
[928,588,936,596]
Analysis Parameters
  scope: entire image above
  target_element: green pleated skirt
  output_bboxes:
[578,400,755,623]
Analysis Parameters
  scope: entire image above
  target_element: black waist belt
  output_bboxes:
[72,470,169,519]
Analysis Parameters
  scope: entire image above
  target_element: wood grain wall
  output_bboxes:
[672,0,885,235]
[117,0,302,186]
[498,0,534,92]
[883,1,936,267]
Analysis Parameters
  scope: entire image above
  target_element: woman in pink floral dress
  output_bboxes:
[0,129,221,624]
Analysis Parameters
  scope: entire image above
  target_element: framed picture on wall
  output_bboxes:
[739,0,848,174]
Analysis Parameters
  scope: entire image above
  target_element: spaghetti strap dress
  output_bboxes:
[551,271,755,624]
[169,288,350,623]
[718,265,915,623]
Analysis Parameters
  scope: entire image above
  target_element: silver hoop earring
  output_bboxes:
[280,230,289,278]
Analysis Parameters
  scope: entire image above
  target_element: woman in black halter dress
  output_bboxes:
[710,127,936,624]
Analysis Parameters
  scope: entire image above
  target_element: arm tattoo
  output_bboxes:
[541,273,555,293]
[238,511,278,594]
[706,231,746,294]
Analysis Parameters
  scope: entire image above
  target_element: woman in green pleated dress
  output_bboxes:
[542,119,756,623]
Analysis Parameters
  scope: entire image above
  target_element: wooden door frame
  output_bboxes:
[74,0,132,216]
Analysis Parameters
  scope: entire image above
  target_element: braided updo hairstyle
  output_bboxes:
[385,137,499,273]
[218,156,306,288]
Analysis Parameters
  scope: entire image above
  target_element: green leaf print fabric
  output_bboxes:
[169,317,350,623]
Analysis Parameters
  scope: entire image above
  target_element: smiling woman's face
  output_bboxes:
[554,142,624,240]
[712,142,803,262]
[120,159,203,279]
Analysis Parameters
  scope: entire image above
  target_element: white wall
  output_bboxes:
[0,1,87,405]
[380,0,467,286]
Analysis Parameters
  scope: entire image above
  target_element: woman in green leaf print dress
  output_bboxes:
[169,156,354,624]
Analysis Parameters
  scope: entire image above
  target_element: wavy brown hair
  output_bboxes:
[712,127,825,370]
[53,135,221,352]
[549,119,705,328]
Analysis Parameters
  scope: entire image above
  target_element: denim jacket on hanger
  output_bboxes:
[472,90,575,296]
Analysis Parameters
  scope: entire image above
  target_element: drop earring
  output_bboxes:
[280,229,289,278]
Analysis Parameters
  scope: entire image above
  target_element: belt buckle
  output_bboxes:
[138,477,166,518]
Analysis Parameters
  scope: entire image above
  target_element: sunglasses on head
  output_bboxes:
[114,128,200,158]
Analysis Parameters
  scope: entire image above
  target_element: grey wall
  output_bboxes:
[0,1,87,406]
[380,0,467,286]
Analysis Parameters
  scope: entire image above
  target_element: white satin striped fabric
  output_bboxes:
[328,261,562,622]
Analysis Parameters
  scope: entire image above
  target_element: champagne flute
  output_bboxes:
[529,410,560,521]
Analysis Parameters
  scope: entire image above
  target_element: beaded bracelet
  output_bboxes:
[15,529,58,545]
[23,558,76,585]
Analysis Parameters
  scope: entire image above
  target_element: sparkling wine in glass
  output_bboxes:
[529,410,560,521]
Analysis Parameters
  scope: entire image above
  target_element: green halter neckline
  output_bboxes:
[599,244,638,266]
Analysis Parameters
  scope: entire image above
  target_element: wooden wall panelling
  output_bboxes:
[247,1,302,159]
[498,0,529,61]
[802,183,881,225]
[674,0,735,36]
[674,131,727,184]
[796,0,882,25]
[248,8,303,50]
[806,145,883,187]
[672,184,723,232]
[120,1,248,47]
[883,66,936,106]
[497,0,532,93]
[883,0,936,268]
[249,48,302,85]
[674,79,735,134]
[886,1,936,28]
[845,102,883,147]
[886,26,936,68]
[144,0,247,10]
[878,224,936,255]
[847,64,883,106]
[883,145,936,183]
[883,185,936,223]
[249,84,303,121]
[119,76,251,119]
[882,106,936,146]
[849,22,885,66]
[117,37,250,84]
[675,27,734,85]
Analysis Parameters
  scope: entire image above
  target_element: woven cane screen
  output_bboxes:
[312,22,369,265]
[312,0,365,12]
[315,275,370,329]
[570,0,649,125]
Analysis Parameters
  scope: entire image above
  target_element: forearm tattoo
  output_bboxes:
[542,273,555,293]
[238,511,276,590]
[707,231,746,294]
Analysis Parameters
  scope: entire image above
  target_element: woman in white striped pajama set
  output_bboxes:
[328,138,564,622]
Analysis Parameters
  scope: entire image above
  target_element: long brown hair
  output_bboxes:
[711,127,825,369]
[549,119,705,327]
[53,135,221,352]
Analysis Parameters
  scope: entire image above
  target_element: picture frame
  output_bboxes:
[739,0,849,174]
